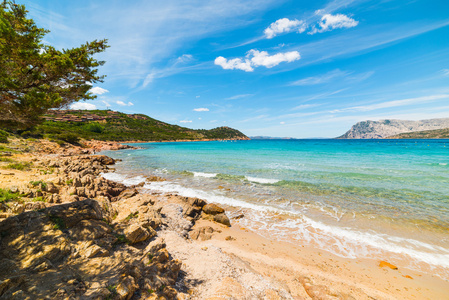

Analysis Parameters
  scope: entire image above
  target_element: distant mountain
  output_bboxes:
[34,110,249,142]
[387,128,449,139]
[338,118,449,139]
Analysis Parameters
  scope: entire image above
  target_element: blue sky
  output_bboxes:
[23,0,449,138]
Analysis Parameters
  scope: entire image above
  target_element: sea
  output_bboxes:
[101,139,449,280]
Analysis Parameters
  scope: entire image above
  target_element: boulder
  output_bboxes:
[202,203,224,215]
[124,224,155,244]
[213,213,231,227]
[190,226,215,241]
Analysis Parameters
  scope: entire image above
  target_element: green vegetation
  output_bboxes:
[32,196,45,202]
[388,128,449,139]
[125,212,138,221]
[30,180,47,189]
[30,110,248,142]
[0,1,108,129]
[0,188,20,203]
[0,130,9,143]
[48,215,65,230]
[5,161,32,170]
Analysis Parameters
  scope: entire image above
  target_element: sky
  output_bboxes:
[22,0,449,138]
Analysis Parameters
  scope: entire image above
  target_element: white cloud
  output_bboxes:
[70,102,97,110]
[264,18,306,39]
[214,56,254,72]
[90,87,109,95]
[116,101,127,106]
[101,100,111,107]
[442,69,449,76]
[280,121,285,124]
[215,49,300,72]
[176,54,193,63]
[196,95,200,98]
[226,94,253,100]
[309,13,358,34]
[193,108,209,112]
[128,102,134,106]
[331,94,449,113]
[180,120,192,123]
[290,69,349,86]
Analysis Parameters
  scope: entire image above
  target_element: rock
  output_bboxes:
[124,224,154,244]
[202,203,224,215]
[81,244,109,259]
[190,226,215,241]
[213,213,231,227]
[225,236,235,241]
[45,182,59,194]
[119,189,138,199]
[116,276,137,300]
[379,261,398,270]
[188,198,207,208]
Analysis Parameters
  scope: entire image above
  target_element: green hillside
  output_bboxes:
[387,128,449,139]
[23,110,248,142]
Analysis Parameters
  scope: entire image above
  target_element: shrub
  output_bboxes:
[0,130,9,143]
[56,133,80,145]
[0,188,21,203]
[84,123,104,133]
[5,161,32,171]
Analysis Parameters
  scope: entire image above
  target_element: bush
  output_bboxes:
[56,133,80,145]
[5,161,33,171]
[84,123,104,133]
[0,188,20,203]
[0,130,9,143]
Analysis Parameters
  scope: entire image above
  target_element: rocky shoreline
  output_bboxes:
[1,138,448,300]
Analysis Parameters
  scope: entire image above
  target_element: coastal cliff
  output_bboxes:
[338,118,449,139]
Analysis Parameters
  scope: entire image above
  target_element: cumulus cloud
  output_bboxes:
[264,18,306,39]
[90,87,109,95]
[215,49,300,72]
[214,56,254,72]
[193,108,209,112]
[180,120,192,123]
[70,102,97,110]
[309,13,358,34]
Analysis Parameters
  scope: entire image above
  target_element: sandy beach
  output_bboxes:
[0,138,448,299]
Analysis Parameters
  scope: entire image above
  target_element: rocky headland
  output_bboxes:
[338,118,449,139]
[1,138,448,300]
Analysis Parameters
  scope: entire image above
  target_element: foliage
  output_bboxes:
[0,129,9,143]
[83,122,104,133]
[48,214,65,230]
[0,1,108,129]
[34,110,248,142]
[0,188,20,203]
[54,132,80,145]
[5,161,32,170]
[30,180,47,189]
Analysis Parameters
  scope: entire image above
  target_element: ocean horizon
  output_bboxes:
[101,139,449,280]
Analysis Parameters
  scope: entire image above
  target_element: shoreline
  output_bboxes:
[0,138,448,299]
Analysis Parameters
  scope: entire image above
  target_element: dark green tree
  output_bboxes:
[0,1,108,129]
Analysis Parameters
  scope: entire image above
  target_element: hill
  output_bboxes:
[25,110,249,142]
[337,118,449,139]
[387,128,449,139]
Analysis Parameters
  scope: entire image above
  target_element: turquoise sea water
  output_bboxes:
[102,139,449,279]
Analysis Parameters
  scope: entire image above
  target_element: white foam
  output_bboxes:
[246,176,280,184]
[101,172,146,186]
[193,172,217,178]
[143,181,284,214]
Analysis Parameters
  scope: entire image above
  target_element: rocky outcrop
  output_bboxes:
[0,199,183,300]
[338,118,449,139]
